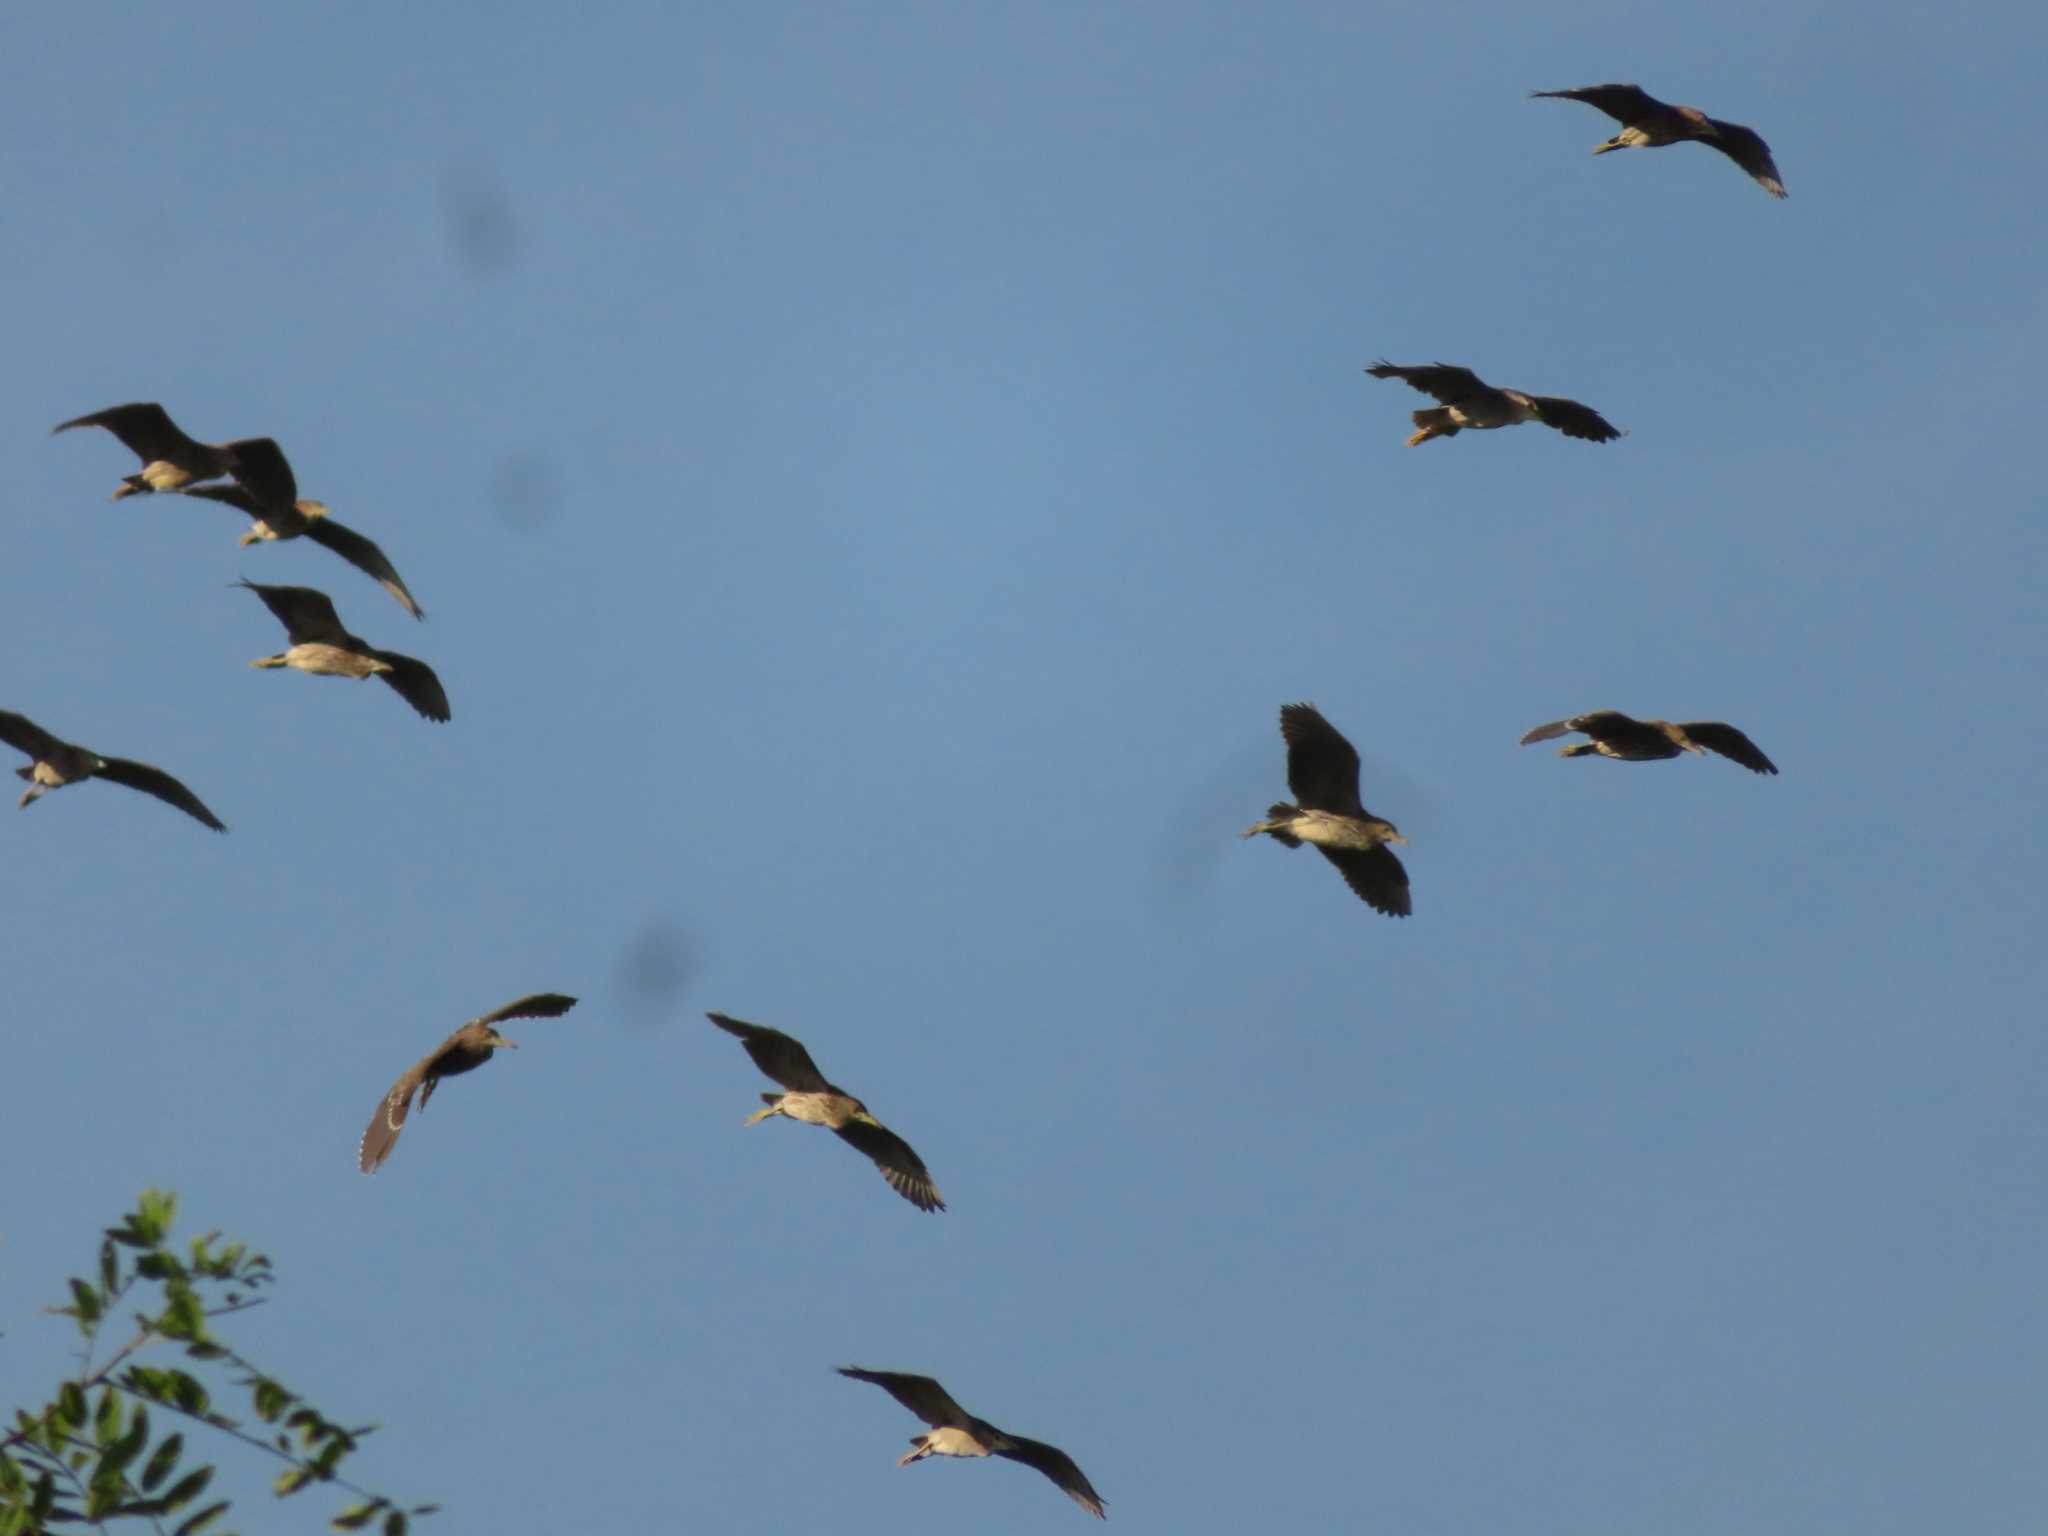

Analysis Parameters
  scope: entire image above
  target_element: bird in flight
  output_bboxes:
[1,710,225,831]
[1243,703,1412,917]
[1365,361,1620,447]
[1531,84,1787,198]
[1519,710,1778,774]
[237,580,450,721]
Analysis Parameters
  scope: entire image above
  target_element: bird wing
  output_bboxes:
[370,651,451,722]
[1365,361,1486,404]
[706,1012,835,1092]
[1677,721,1779,775]
[1517,716,1583,746]
[994,1436,1107,1520]
[1523,395,1622,442]
[1702,118,1787,197]
[1529,83,1664,125]
[472,993,578,1028]
[833,1119,946,1212]
[90,757,227,831]
[222,438,299,515]
[52,402,201,464]
[1279,703,1365,817]
[305,516,427,619]
[837,1368,975,1429]
[1316,844,1411,918]
[0,710,64,764]
[239,579,349,644]
[358,1061,429,1173]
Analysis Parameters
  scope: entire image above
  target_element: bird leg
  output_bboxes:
[250,654,288,669]
[898,1438,933,1467]
[17,783,46,810]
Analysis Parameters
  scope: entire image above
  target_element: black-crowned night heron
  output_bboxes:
[1532,84,1787,198]
[237,579,450,721]
[53,402,298,506]
[1520,710,1779,774]
[1365,361,1621,447]
[837,1368,1105,1519]
[358,993,577,1172]
[183,484,425,620]
[0,710,225,831]
[708,1013,943,1211]
[1243,703,1412,917]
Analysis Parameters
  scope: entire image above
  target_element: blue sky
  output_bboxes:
[4,2,2046,1530]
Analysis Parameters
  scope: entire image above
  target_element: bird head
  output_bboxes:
[1376,820,1407,846]
[301,500,330,521]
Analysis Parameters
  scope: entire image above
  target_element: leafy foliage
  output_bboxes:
[1,1191,436,1535]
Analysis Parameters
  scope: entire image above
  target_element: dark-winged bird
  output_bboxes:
[1520,710,1778,774]
[183,485,425,619]
[1532,84,1787,198]
[237,580,449,721]
[358,993,578,1172]
[0,711,225,831]
[707,1012,943,1211]
[1365,361,1620,447]
[838,1368,1105,1519]
[1242,703,1411,917]
[53,403,300,506]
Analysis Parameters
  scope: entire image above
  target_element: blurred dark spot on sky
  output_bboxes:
[616,921,697,1022]
[439,165,524,277]
[490,452,562,530]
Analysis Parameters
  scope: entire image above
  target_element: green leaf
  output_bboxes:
[382,1511,408,1536]
[94,1385,121,1443]
[275,1466,313,1497]
[185,1341,227,1361]
[100,1240,120,1293]
[103,1403,150,1476]
[141,1432,185,1491]
[174,1498,230,1534]
[57,1382,87,1431]
[329,1499,383,1529]
[68,1279,101,1330]
[251,1379,293,1422]
[160,1465,214,1511]
[137,1189,177,1244]
[167,1370,211,1415]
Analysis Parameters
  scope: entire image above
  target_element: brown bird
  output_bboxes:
[1243,703,1411,917]
[1532,84,1787,198]
[1365,361,1621,447]
[53,402,299,507]
[708,1013,943,1211]
[358,993,578,1172]
[182,485,425,620]
[0,711,225,831]
[237,579,449,721]
[1520,710,1778,774]
[838,1368,1105,1519]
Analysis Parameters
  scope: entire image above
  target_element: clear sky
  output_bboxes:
[5,2,2046,1531]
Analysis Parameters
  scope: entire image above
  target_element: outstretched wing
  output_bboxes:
[1529,83,1665,125]
[833,1118,946,1212]
[1703,118,1787,197]
[1523,395,1622,442]
[1279,703,1364,817]
[92,757,227,832]
[358,1062,428,1173]
[1316,844,1411,918]
[995,1436,1107,1520]
[52,403,203,464]
[706,1012,835,1092]
[1678,721,1778,775]
[222,438,299,514]
[837,1368,975,1429]
[472,993,578,1028]
[1518,716,1583,746]
[181,482,310,535]
[0,710,64,764]
[1365,360,1487,404]
[371,651,451,722]
[306,517,427,619]
[238,579,349,644]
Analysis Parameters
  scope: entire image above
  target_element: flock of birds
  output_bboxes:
[18,81,1788,1522]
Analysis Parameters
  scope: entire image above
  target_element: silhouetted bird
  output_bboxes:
[1532,84,1787,198]
[1,710,224,831]
[1243,703,1411,917]
[237,580,449,721]
[358,993,578,1172]
[183,485,424,619]
[54,402,298,506]
[1365,361,1620,447]
[1520,710,1778,774]
[707,1013,943,1211]
[838,1368,1105,1519]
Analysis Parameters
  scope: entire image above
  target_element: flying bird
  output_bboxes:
[1519,710,1778,774]
[1365,361,1620,447]
[1532,84,1787,198]
[237,579,450,721]
[182,485,425,620]
[0,711,225,831]
[1242,703,1411,917]
[707,1012,943,1211]
[53,402,299,507]
[837,1368,1105,1519]
[358,993,578,1172]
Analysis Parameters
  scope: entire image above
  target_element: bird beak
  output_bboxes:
[497,1038,520,1049]
[1388,832,1408,845]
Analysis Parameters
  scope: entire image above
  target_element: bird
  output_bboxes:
[181,484,425,620]
[1531,84,1787,198]
[707,1012,943,1211]
[236,579,450,721]
[1519,710,1778,774]
[1364,361,1621,447]
[53,402,300,506]
[837,1368,1105,1519]
[1242,703,1411,917]
[357,993,578,1172]
[0,710,225,831]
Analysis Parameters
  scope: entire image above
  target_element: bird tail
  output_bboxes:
[1242,803,1304,845]
[1406,408,1456,447]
